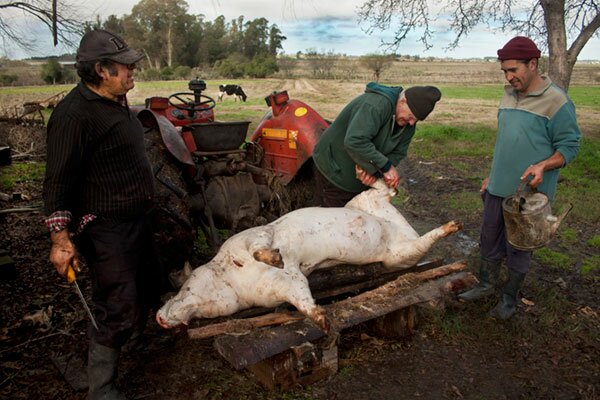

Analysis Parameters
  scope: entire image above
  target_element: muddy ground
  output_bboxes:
[0,120,598,400]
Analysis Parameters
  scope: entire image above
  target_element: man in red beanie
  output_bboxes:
[459,36,581,319]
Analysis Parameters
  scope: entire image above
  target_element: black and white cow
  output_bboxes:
[218,84,247,102]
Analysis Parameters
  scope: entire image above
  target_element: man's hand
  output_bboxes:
[383,167,400,189]
[480,177,489,192]
[355,165,377,186]
[49,230,80,279]
[520,163,545,189]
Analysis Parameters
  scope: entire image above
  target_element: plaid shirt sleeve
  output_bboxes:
[44,211,97,235]
[44,210,72,233]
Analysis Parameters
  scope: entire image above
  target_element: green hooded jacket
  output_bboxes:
[312,82,416,193]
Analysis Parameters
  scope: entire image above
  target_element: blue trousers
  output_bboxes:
[480,190,532,274]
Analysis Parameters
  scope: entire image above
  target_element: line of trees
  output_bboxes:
[92,0,285,78]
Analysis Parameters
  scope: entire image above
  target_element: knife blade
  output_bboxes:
[67,266,99,330]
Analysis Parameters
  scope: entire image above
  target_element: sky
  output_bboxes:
[3,0,600,60]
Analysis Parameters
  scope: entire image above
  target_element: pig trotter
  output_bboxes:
[253,248,284,268]
[310,307,330,334]
[441,220,462,236]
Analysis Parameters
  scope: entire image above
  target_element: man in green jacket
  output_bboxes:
[312,82,441,206]
[458,36,580,319]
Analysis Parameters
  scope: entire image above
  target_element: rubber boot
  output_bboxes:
[488,270,526,320]
[88,341,126,400]
[458,259,501,301]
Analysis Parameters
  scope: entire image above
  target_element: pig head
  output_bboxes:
[157,180,461,332]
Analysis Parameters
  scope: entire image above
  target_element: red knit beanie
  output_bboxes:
[497,36,541,60]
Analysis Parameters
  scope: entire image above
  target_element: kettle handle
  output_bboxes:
[514,181,528,212]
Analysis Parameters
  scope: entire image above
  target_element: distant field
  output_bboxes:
[1,60,599,137]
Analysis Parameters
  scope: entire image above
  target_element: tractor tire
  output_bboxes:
[144,127,195,273]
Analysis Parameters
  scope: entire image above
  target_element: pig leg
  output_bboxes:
[261,267,330,333]
[385,220,462,268]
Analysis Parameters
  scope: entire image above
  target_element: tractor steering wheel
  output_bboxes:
[168,92,216,113]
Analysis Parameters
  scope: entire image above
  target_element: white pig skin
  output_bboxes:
[156,180,461,332]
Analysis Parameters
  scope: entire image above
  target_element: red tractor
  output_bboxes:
[133,78,329,267]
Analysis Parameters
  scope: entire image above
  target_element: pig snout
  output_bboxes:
[156,313,174,329]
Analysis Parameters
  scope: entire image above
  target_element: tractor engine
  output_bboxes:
[133,78,329,260]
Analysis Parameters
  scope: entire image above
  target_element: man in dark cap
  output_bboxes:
[43,29,165,399]
[459,36,580,319]
[312,82,441,206]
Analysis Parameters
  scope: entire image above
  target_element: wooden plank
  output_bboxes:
[188,312,304,340]
[215,262,475,369]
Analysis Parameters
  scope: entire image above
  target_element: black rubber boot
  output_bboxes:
[88,341,126,400]
[458,258,501,301]
[488,270,526,320]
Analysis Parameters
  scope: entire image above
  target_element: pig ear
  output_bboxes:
[183,261,193,278]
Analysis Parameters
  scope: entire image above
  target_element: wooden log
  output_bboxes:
[214,262,476,369]
[0,206,40,215]
[188,312,304,340]
[309,258,443,294]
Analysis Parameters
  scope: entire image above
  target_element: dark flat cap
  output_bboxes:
[76,29,144,64]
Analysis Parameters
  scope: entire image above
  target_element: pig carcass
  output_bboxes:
[156,180,461,332]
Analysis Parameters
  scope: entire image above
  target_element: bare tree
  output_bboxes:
[358,0,600,90]
[0,0,85,52]
[305,48,337,78]
[360,53,395,82]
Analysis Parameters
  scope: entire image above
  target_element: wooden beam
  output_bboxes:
[214,262,475,369]
[188,312,304,340]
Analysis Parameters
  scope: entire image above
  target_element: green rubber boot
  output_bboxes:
[488,270,526,320]
[88,341,126,400]
[458,259,501,301]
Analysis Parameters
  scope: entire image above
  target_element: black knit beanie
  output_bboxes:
[404,86,442,120]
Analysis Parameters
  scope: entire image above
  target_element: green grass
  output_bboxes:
[441,190,482,213]
[438,85,504,101]
[581,256,600,275]
[412,124,496,158]
[437,84,600,109]
[567,86,600,108]
[0,162,45,190]
[559,227,578,244]
[533,248,573,271]
[587,235,600,248]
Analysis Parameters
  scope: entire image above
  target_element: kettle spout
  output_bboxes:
[547,203,573,235]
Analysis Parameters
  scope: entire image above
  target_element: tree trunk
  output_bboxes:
[541,0,571,90]
[167,22,173,68]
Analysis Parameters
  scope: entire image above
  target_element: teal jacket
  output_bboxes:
[487,77,581,201]
[312,82,416,193]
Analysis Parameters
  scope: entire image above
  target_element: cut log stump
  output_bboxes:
[247,338,338,390]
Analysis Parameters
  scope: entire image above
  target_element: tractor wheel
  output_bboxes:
[144,127,196,273]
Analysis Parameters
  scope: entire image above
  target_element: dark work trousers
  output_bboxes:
[313,166,358,208]
[75,215,166,348]
[480,190,532,274]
